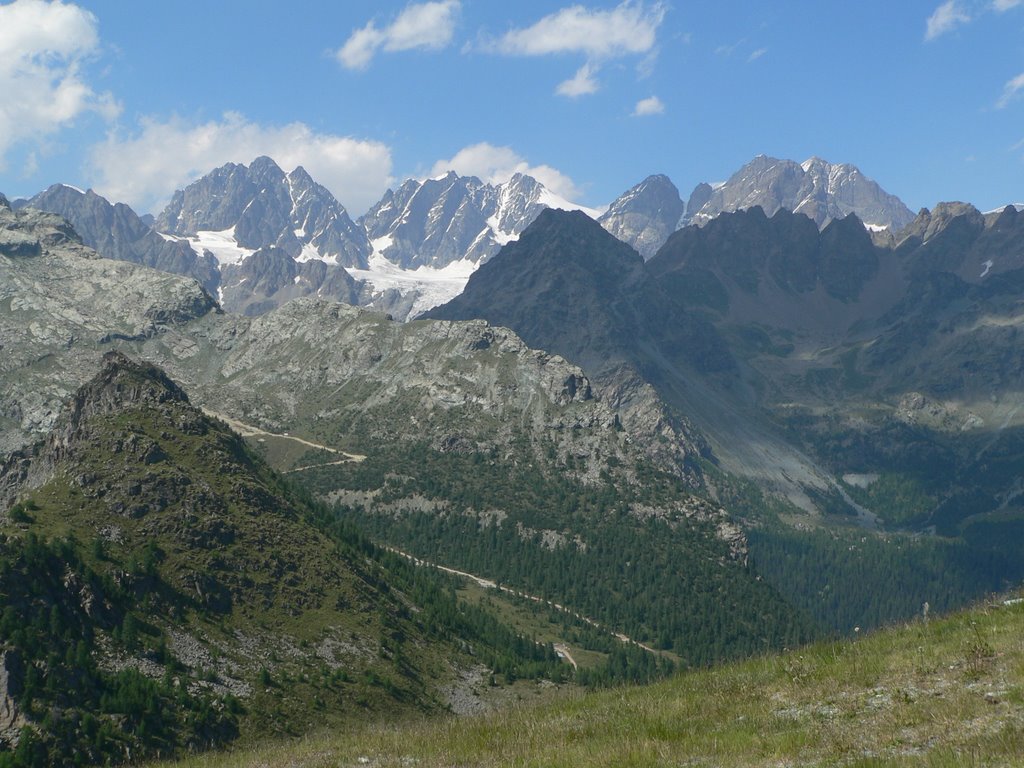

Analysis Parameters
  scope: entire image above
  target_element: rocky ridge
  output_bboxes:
[360,171,599,270]
[682,155,915,231]
[26,184,220,294]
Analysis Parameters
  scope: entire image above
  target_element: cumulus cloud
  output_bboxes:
[336,0,460,70]
[489,1,664,58]
[485,1,666,97]
[87,113,394,215]
[0,0,119,170]
[997,72,1024,108]
[429,142,581,199]
[556,63,600,98]
[632,95,665,116]
[925,1,971,40]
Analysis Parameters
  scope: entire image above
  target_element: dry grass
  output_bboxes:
[152,597,1024,768]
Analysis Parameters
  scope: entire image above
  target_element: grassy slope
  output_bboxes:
[153,595,1024,768]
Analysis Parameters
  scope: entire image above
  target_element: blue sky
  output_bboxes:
[2,0,1024,217]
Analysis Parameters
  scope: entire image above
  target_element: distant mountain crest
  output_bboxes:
[360,170,600,270]
[598,174,685,260]
[156,156,371,268]
[682,155,914,231]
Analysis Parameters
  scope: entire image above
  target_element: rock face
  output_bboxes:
[26,184,220,294]
[0,199,627,484]
[149,157,371,314]
[0,650,24,748]
[598,174,685,260]
[682,155,914,231]
[360,171,597,270]
[0,200,218,454]
[156,156,371,268]
[427,209,722,483]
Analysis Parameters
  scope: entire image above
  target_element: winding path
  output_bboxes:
[384,545,660,657]
[201,408,366,467]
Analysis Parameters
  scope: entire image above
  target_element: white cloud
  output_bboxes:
[632,95,665,116]
[490,1,665,58]
[994,0,1024,10]
[87,113,393,216]
[0,0,119,170]
[556,62,600,98]
[429,142,581,199]
[997,72,1024,108]
[748,47,768,62]
[925,1,971,40]
[485,2,665,96]
[337,0,460,70]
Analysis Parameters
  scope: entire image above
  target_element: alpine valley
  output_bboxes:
[2,150,1023,767]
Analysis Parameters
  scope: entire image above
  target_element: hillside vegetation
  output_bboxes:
[154,595,1024,767]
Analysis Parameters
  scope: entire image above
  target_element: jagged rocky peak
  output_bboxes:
[51,351,188,450]
[359,170,596,270]
[155,156,371,268]
[897,202,984,245]
[683,155,914,231]
[598,174,685,260]
[0,193,9,210]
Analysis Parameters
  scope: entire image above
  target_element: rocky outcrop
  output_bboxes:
[0,649,25,747]
[218,245,361,316]
[0,202,217,454]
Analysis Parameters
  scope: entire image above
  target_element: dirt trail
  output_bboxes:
[201,408,366,465]
[553,643,578,670]
[385,546,659,656]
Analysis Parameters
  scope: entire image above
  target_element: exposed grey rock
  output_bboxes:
[0,650,25,747]
[682,155,914,231]
[218,246,360,317]
[0,203,635,489]
[0,203,217,454]
[360,171,588,270]
[598,174,685,260]
[156,156,371,268]
[26,184,220,294]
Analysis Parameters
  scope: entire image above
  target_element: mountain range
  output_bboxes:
[5,149,1024,766]
[20,154,915,320]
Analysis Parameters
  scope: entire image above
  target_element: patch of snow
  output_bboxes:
[186,228,254,266]
[157,231,183,242]
[216,286,224,305]
[864,223,888,233]
[983,204,1024,215]
[981,259,994,278]
[297,242,334,265]
[294,228,306,238]
[347,251,478,318]
[536,188,605,219]
[59,183,86,194]
[486,215,518,246]
[293,275,302,284]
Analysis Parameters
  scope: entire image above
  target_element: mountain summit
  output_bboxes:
[156,156,371,268]
[682,155,914,231]
[360,171,600,270]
